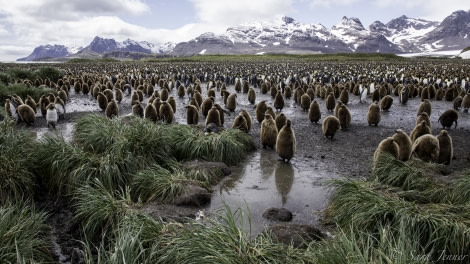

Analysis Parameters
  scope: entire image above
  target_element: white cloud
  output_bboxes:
[374,0,468,22]
[189,0,294,27]
[301,0,362,8]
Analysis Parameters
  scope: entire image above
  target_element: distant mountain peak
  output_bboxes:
[282,16,295,24]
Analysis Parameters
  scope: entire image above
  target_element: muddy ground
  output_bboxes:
[15,81,470,263]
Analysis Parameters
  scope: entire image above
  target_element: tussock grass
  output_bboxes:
[155,204,307,263]
[326,178,470,259]
[169,126,256,166]
[308,225,429,264]
[0,83,56,103]
[73,178,141,240]
[0,120,37,203]
[371,153,454,203]
[452,172,470,204]
[130,165,203,203]
[0,202,52,263]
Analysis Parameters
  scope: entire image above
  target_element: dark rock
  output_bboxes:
[262,207,293,222]
[173,185,211,206]
[266,223,327,248]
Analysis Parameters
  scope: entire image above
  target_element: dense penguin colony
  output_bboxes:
[2,60,470,165]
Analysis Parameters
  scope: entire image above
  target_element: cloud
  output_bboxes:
[189,0,294,27]
[374,0,467,21]
[301,0,362,8]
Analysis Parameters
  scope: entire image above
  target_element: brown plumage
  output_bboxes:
[412,134,440,162]
[275,112,287,132]
[167,96,177,114]
[201,96,215,117]
[273,91,284,111]
[185,105,199,125]
[240,109,252,132]
[39,95,49,117]
[438,109,458,129]
[417,99,432,117]
[25,95,37,113]
[206,105,221,127]
[265,106,276,120]
[105,99,119,118]
[322,115,340,140]
[226,93,237,112]
[410,120,431,142]
[308,100,321,124]
[260,114,278,148]
[17,104,36,125]
[115,88,123,103]
[300,93,311,112]
[392,129,412,161]
[144,103,159,123]
[103,89,114,102]
[232,114,248,132]
[97,92,108,111]
[213,103,229,126]
[337,104,351,130]
[276,119,296,163]
[339,88,349,105]
[416,112,431,129]
[255,100,268,123]
[436,130,453,165]
[380,95,393,111]
[367,101,381,126]
[325,92,335,112]
[132,101,144,117]
[160,88,169,101]
[373,137,399,169]
[159,101,174,124]
[247,88,256,104]
[461,94,470,112]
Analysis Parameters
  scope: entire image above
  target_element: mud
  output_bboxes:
[14,79,470,262]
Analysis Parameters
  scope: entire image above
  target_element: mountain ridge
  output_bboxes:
[17,9,470,61]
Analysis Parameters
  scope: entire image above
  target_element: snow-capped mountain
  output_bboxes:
[18,36,175,61]
[17,9,470,61]
[17,44,82,61]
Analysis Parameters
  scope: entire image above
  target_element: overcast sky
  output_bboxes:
[0,0,468,61]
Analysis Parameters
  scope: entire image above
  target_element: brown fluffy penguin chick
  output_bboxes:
[392,129,412,161]
[373,137,399,169]
[260,114,278,149]
[25,95,37,113]
[436,130,453,165]
[97,92,108,111]
[206,105,221,127]
[300,93,311,112]
[132,101,144,118]
[240,109,252,132]
[188,97,199,111]
[255,100,268,123]
[185,105,199,125]
[412,134,440,162]
[265,106,276,120]
[167,96,177,114]
[367,101,381,126]
[276,119,296,163]
[160,88,169,101]
[144,103,159,123]
[103,88,114,102]
[213,103,229,126]
[159,101,174,124]
[17,104,36,125]
[416,99,432,117]
[232,114,248,132]
[308,100,321,124]
[39,95,50,117]
[283,86,292,98]
[380,95,393,111]
[461,93,470,112]
[275,112,287,132]
[416,112,431,129]
[438,109,458,129]
[453,96,463,110]
[273,91,284,111]
[115,88,123,103]
[337,104,351,130]
[325,92,335,112]
[247,88,256,104]
[226,93,237,112]
[339,88,349,105]
[201,96,214,117]
[410,120,431,142]
[322,115,341,140]
[333,100,344,118]
[177,85,185,98]
[105,99,119,118]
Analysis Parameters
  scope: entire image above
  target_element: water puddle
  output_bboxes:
[208,150,332,234]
